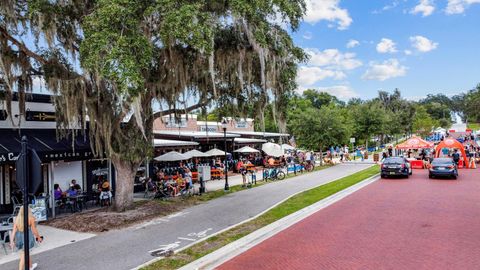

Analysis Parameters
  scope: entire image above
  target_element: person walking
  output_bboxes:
[10,206,42,270]
[452,149,460,167]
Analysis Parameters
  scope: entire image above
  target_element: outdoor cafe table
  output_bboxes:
[64,194,87,212]
[0,224,13,233]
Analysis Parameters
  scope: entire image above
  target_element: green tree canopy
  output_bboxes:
[0,0,306,210]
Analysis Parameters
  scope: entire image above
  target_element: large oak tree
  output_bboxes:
[0,0,306,211]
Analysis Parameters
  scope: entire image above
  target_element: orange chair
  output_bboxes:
[192,172,199,183]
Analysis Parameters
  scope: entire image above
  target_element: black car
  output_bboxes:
[429,158,458,179]
[381,157,412,178]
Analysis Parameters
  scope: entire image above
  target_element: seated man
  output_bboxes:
[71,179,82,191]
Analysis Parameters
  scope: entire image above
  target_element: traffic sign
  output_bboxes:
[16,146,42,194]
[350,138,356,143]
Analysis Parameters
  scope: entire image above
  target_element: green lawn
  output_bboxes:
[142,165,379,270]
[468,123,480,130]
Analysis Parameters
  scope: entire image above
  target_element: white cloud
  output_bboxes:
[446,0,480,14]
[411,0,435,16]
[410,35,438,52]
[346,39,360,48]
[296,48,362,88]
[305,48,363,70]
[304,0,352,30]
[376,38,398,54]
[372,0,406,14]
[296,66,345,86]
[303,31,313,40]
[298,85,358,100]
[362,59,407,81]
[404,50,413,55]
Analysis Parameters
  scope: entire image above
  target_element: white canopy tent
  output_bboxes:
[183,149,209,159]
[154,151,189,161]
[205,148,229,156]
[262,142,283,157]
[281,144,295,152]
[234,146,260,153]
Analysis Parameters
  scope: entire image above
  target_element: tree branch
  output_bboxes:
[0,26,47,65]
[153,101,209,119]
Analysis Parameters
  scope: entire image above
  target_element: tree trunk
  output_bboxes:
[111,158,139,212]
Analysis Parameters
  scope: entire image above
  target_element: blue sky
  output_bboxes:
[292,0,480,100]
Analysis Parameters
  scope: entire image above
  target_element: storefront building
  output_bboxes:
[0,92,113,215]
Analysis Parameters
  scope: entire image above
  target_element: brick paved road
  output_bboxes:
[219,168,480,270]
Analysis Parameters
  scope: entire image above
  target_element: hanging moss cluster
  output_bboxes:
[1,0,306,209]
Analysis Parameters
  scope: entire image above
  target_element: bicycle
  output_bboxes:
[263,167,286,181]
[304,161,314,172]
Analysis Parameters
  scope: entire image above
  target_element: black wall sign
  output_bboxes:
[25,110,56,122]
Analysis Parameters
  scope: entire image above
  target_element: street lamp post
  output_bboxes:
[222,119,229,191]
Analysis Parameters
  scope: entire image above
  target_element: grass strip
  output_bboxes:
[142,165,379,270]
[192,164,332,202]
[468,123,480,131]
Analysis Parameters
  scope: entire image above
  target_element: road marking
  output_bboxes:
[178,237,196,242]
[149,241,181,257]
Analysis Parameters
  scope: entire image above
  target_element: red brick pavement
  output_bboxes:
[219,168,480,270]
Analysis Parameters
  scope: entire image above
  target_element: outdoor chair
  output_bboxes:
[1,230,10,255]
[11,196,22,217]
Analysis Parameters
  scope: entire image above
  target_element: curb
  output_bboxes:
[180,173,380,270]
[132,164,374,270]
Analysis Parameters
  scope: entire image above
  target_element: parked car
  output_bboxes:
[429,158,458,179]
[381,157,412,178]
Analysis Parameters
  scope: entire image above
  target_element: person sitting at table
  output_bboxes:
[165,175,177,197]
[70,179,82,191]
[268,156,276,167]
[67,186,77,197]
[54,184,63,200]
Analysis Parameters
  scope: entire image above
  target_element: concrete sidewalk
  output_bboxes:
[0,225,95,265]
[1,163,372,270]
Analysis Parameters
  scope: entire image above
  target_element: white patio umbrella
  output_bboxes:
[205,148,228,156]
[234,146,260,153]
[262,142,283,157]
[183,149,209,159]
[154,151,188,161]
[281,144,296,152]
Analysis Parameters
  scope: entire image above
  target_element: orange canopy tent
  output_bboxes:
[395,136,434,150]
[435,138,469,168]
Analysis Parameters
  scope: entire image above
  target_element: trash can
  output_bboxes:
[373,153,379,162]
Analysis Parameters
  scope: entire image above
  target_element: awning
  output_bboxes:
[0,129,93,164]
[154,130,240,139]
[153,139,199,147]
[228,131,290,138]
[233,138,267,144]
